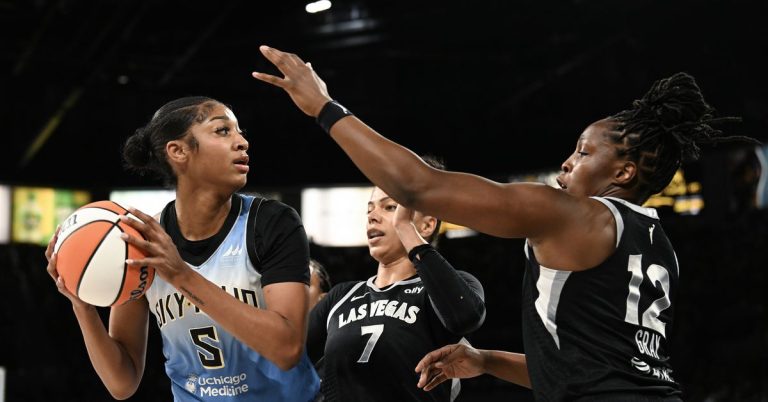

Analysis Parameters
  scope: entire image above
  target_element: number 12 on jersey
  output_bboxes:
[624,254,672,338]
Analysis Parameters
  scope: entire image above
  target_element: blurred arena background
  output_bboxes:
[1,0,766,400]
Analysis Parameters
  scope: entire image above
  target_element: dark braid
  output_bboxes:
[609,72,759,201]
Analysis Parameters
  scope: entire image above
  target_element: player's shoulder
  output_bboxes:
[244,195,302,230]
[326,280,365,301]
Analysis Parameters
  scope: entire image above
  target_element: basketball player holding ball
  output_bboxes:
[252,46,759,400]
[306,156,486,402]
[45,96,319,401]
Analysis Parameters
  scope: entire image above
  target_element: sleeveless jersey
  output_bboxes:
[319,276,462,402]
[146,194,319,401]
[522,197,682,401]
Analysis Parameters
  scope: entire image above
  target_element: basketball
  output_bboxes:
[53,200,155,307]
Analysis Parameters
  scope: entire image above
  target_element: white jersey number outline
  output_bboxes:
[357,324,384,363]
[189,326,225,369]
[624,254,672,338]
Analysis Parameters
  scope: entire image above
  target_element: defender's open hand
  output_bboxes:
[252,45,332,117]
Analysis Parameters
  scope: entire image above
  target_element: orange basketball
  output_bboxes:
[53,200,155,307]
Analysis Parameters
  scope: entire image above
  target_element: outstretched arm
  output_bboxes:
[252,46,618,271]
[252,45,565,239]
[415,343,530,391]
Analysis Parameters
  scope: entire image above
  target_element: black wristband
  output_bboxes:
[408,244,434,263]
[316,100,353,133]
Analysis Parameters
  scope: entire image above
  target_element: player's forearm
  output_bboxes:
[171,270,305,370]
[412,247,486,334]
[72,305,143,399]
[480,350,531,389]
[329,117,433,208]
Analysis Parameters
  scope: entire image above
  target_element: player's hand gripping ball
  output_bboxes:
[54,201,155,307]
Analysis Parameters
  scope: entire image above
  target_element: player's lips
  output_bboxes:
[367,229,385,244]
[556,176,567,190]
[234,155,249,173]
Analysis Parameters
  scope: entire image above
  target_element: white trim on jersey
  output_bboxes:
[673,251,680,277]
[592,197,625,248]
[603,196,659,219]
[365,275,422,292]
[449,338,472,402]
[535,266,571,349]
[326,281,367,329]
[523,240,530,259]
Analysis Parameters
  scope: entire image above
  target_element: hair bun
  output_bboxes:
[122,127,154,172]
[635,72,714,128]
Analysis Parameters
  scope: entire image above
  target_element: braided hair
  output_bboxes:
[608,72,758,202]
[122,96,221,186]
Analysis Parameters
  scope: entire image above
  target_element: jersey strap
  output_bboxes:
[245,196,266,272]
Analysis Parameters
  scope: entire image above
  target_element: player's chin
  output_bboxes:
[226,175,248,193]
[367,244,387,262]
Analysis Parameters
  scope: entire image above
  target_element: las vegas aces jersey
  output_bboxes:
[309,273,480,402]
[522,196,682,401]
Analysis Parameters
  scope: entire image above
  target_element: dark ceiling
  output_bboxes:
[2,0,766,190]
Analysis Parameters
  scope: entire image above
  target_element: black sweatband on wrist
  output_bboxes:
[316,100,353,133]
[408,244,434,263]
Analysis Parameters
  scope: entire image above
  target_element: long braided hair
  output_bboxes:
[609,72,758,202]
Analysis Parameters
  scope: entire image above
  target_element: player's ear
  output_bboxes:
[418,215,438,239]
[166,140,188,164]
[614,160,637,186]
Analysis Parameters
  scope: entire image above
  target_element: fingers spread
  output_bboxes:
[126,257,153,267]
[126,207,154,226]
[251,72,286,88]
[120,232,151,251]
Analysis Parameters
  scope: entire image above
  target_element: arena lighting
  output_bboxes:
[11,187,91,246]
[306,0,331,13]
[301,186,373,247]
[109,189,176,217]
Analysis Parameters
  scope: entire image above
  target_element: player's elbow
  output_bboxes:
[106,383,140,400]
[447,305,486,336]
[389,179,434,211]
[274,342,304,371]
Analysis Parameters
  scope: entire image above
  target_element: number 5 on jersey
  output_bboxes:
[190,326,225,368]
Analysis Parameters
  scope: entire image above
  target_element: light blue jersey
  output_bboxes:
[147,195,319,401]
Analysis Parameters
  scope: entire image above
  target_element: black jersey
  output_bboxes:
[522,197,682,401]
[309,266,484,402]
